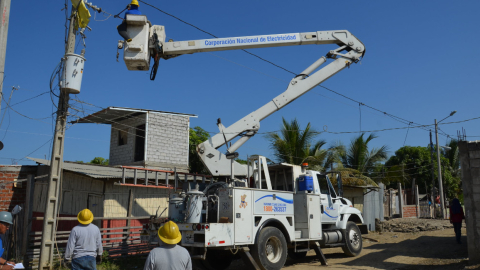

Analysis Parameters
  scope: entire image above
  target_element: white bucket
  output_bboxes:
[60,54,86,94]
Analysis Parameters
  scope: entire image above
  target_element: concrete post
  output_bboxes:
[398,183,403,218]
[435,119,446,219]
[415,185,420,218]
[0,0,11,111]
[39,7,76,269]
[458,141,480,265]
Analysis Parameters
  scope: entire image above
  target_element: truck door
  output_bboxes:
[316,174,339,223]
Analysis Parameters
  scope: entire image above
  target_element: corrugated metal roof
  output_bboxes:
[28,157,150,179]
[71,106,197,124]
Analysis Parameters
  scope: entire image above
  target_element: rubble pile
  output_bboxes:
[375,218,453,233]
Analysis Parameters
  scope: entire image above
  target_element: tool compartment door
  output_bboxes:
[308,194,322,239]
[234,189,253,244]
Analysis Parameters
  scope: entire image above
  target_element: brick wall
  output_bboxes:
[0,165,37,212]
[402,205,419,218]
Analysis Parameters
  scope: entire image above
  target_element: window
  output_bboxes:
[134,124,145,162]
[118,129,128,146]
[317,174,330,195]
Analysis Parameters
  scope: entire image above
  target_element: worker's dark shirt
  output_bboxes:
[450,206,465,223]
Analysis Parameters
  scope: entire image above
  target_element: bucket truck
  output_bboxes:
[120,14,368,270]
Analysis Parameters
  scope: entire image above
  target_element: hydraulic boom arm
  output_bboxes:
[166,31,366,177]
[122,18,365,177]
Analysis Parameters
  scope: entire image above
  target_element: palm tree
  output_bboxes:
[338,133,388,175]
[265,118,332,170]
[443,138,460,178]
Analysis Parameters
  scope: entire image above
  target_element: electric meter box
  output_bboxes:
[298,175,314,192]
[124,15,150,71]
[60,53,86,94]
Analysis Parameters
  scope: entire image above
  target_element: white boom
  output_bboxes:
[121,15,365,177]
[172,32,365,177]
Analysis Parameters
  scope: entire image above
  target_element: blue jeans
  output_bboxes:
[72,256,96,270]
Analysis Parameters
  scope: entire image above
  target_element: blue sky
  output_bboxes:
[1,0,479,165]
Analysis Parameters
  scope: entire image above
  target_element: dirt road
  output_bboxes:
[224,219,477,270]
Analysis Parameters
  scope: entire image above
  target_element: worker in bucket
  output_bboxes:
[143,221,192,270]
[117,0,142,42]
[65,209,103,270]
[0,212,15,270]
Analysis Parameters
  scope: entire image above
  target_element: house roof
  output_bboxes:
[28,157,137,179]
[71,106,197,124]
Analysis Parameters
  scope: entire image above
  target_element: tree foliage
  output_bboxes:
[383,145,461,199]
[189,126,210,174]
[265,118,335,171]
[338,133,388,175]
[89,157,109,166]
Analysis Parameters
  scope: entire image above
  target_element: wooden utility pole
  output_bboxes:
[38,7,76,270]
[0,0,11,111]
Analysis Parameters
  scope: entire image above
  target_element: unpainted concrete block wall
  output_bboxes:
[109,113,190,170]
[109,115,146,166]
[146,113,190,170]
[458,141,480,264]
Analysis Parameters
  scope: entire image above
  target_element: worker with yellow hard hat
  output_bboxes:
[65,209,103,270]
[117,0,142,42]
[143,221,192,270]
[126,0,141,16]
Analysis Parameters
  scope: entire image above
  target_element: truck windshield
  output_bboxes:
[317,174,330,195]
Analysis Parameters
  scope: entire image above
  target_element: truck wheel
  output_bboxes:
[342,221,363,257]
[288,249,307,260]
[201,250,234,270]
[251,227,287,270]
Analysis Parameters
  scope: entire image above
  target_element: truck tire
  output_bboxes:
[342,221,363,257]
[251,227,288,270]
[201,250,234,270]
[288,249,307,260]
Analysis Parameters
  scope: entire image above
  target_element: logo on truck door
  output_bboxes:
[239,194,248,208]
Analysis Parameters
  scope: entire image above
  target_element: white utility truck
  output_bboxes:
[120,14,368,270]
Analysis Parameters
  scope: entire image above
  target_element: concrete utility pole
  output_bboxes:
[38,7,76,270]
[434,110,457,220]
[435,119,446,219]
[0,0,11,112]
[429,130,437,217]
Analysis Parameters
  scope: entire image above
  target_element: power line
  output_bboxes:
[13,138,53,164]
[117,0,461,144]
[0,91,49,111]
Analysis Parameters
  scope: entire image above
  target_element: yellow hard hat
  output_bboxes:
[130,0,139,6]
[158,221,182,245]
[77,209,94,225]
